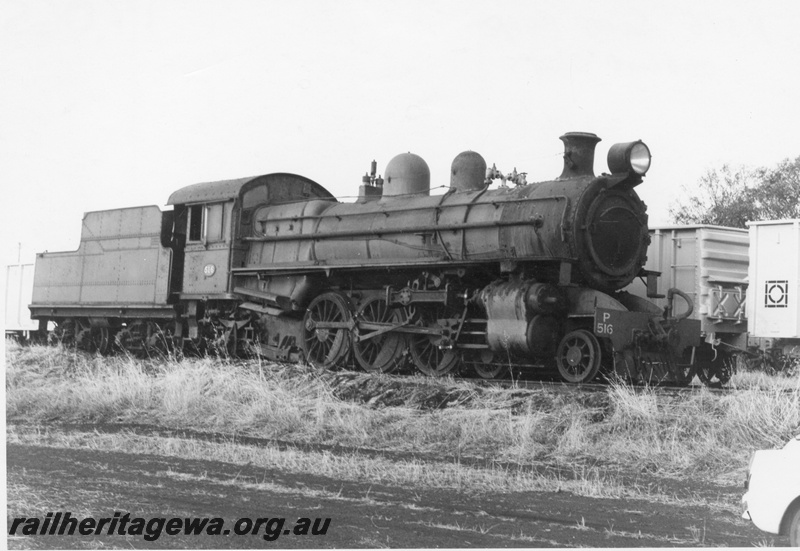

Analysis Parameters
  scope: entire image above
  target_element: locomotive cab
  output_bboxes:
[170,200,236,298]
[167,173,336,302]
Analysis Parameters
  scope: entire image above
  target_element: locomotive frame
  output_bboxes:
[29,132,703,384]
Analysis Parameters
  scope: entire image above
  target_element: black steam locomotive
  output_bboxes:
[30,132,701,383]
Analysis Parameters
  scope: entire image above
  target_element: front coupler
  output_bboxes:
[592,289,701,384]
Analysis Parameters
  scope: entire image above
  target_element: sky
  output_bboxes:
[2,0,800,266]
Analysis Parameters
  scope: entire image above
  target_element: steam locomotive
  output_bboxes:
[29,132,702,384]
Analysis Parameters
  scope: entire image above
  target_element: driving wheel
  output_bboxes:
[303,291,354,369]
[353,296,407,373]
[408,306,458,376]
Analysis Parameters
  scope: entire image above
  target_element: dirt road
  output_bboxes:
[7,441,773,548]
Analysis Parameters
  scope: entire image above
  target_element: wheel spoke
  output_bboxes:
[353,297,407,373]
[408,306,458,377]
[556,329,601,383]
[302,292,353,369]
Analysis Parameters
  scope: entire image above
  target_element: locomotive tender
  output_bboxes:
[29,132,701,383]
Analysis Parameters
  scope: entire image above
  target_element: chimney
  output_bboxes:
[558,132,601,179]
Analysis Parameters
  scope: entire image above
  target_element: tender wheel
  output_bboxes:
[115,325,139,353]
[72,320,109,354]
[91,327,111,355]
[303,291,354,369]
[353,297,407,373]
[408,306,458,377]
[74,319,92,351]
[115,321,173,357]
[49,319,76,347]
[556,329,602,383]
[146,321,178,357]
[72,320,112,354]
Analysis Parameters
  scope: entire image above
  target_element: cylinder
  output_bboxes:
[478,279,565,356]
[526,315,560,356]
[526,283,567,314]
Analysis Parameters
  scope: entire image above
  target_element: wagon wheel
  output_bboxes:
[408,306,458,377]
[695,345,733,387]
[697,362,733,386]
[303,291,354,369]
[671,364,695,387]
[555,329,602,383]
[353,296,407,373]
[462,349,506,379]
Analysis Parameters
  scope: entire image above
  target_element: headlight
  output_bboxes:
[607,140,651,175]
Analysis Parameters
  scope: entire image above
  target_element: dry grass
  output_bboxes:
[8,426,639,499]
[6,341,800,481]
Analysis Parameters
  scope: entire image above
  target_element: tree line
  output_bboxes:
[669,156,800,228]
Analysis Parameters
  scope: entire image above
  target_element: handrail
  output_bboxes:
[245,211,569,243]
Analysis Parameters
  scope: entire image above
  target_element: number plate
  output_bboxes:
[593,308,649,349]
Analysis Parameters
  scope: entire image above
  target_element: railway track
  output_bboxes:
[7,421,578,477]
[10,337,795,397]
[320,361,797,397]
[469,376,737,396]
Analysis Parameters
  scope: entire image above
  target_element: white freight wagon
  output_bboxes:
[628,225,750,340]
[626,225,750,383]
[5,263,38,338]
[747,219,800,361]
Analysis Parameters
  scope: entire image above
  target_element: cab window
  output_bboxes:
[188,205,204,242]
[187,203,226,244]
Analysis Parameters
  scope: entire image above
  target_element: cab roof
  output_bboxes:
[167,173,334,205]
